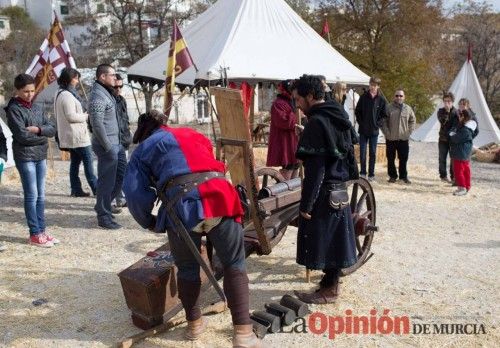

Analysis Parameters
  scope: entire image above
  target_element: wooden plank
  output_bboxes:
[210,87,271,254]
[210,87,251,186]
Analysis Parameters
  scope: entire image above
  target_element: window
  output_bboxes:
[97,4,105,13]
[60,5,69,15]
[0,21,4,29]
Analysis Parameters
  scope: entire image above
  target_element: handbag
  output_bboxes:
[327,184,350,210]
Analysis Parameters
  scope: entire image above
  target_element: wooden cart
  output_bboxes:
[118,87,378,337]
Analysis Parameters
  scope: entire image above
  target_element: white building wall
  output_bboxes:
[0,15,11,40]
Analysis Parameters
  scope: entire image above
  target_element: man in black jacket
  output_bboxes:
[112,74,131,208]
[355,77,387,181]
[437,92,458,182]
[292,74,358,304]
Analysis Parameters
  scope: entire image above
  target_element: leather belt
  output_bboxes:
[323,182,347,191]
[163,171,226,193]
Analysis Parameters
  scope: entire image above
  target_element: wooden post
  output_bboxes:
[60,150,70,161]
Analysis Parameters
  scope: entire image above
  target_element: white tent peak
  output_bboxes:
[411,59,500,147]
[128,0,369,86]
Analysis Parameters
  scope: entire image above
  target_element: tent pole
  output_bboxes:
[130,82,142,116]
[203,85,218,143]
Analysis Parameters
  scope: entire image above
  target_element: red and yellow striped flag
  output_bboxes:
[26,13,76,98]
[164,20,196,116]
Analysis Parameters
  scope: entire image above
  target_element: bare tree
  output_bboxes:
[0,6,45,97]
[451,1,499,117]
[318,0,450,121]
[63,0,208,111]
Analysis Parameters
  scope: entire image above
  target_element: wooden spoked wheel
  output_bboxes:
[340,177,377,276]
[255,167,285,189]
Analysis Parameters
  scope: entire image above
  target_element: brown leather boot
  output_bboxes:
[233,324,262,348]
[294,281,340,304]
[185,316,207,341]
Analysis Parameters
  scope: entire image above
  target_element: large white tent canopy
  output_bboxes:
[128,0,370,86]
[411,59,500,147]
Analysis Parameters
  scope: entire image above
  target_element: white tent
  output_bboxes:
[411,59,500,147]
[0,117,14,168]
[344,89,359,125]
[128,0,369,86]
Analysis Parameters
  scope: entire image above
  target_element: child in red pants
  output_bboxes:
[449,109,476,196]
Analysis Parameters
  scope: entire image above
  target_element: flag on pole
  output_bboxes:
[26,12,76,97]
[164,19,196,116]
[321,18,330,37]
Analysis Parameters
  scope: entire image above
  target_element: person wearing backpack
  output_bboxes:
[449,109,476,196]
[54,68,97,197]
[458,98,479,139]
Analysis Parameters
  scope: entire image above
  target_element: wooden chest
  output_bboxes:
[118,242,212,329]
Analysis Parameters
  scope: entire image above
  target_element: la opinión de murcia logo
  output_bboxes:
[278,309,487,339]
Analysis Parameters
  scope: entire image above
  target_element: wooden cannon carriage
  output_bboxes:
[118,87,378,339]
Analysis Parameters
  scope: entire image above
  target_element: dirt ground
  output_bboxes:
[0,141,499,348]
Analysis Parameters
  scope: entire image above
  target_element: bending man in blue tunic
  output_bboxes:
[292,74,358,304]
[123,110,261,348]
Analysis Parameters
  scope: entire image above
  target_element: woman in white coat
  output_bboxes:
[54,68,97,197]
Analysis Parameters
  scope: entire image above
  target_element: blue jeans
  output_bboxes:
[359,134,379,177]
[70,146,97,195]
[93,143,126,222]
[16,160,47,235]
[114,149,128,205]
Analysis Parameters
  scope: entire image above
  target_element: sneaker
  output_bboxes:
[388,177,397,183]
[453,187,467,196]
[42,233,60,245]
[70,191,91,197]
[111,206,122,214]
[0,243,6,252]
[441,177,451,183]
[401,178,411,184]
[368,176,375,182]
[29,234,54,248]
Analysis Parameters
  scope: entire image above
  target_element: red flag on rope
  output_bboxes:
[321,18,330,36]
[26,12,76,98]
[164,19,196,116]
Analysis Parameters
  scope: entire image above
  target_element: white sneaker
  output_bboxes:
[0,243,6,252]
[453,188,467,196]
[42,233,60,245]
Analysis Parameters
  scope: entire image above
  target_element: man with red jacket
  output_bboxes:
[123,110,261,348]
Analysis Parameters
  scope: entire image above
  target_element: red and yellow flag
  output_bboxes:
[26,13,76,98]
[164,20,196,116]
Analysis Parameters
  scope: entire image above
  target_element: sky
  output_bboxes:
[311,0,500,12]
[445,0,500,12]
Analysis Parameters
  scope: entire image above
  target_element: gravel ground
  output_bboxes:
[0,141,499,348]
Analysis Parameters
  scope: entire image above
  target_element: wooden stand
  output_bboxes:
[60,150,70,161]
[118,243,213,330]
[354,143,387,164]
